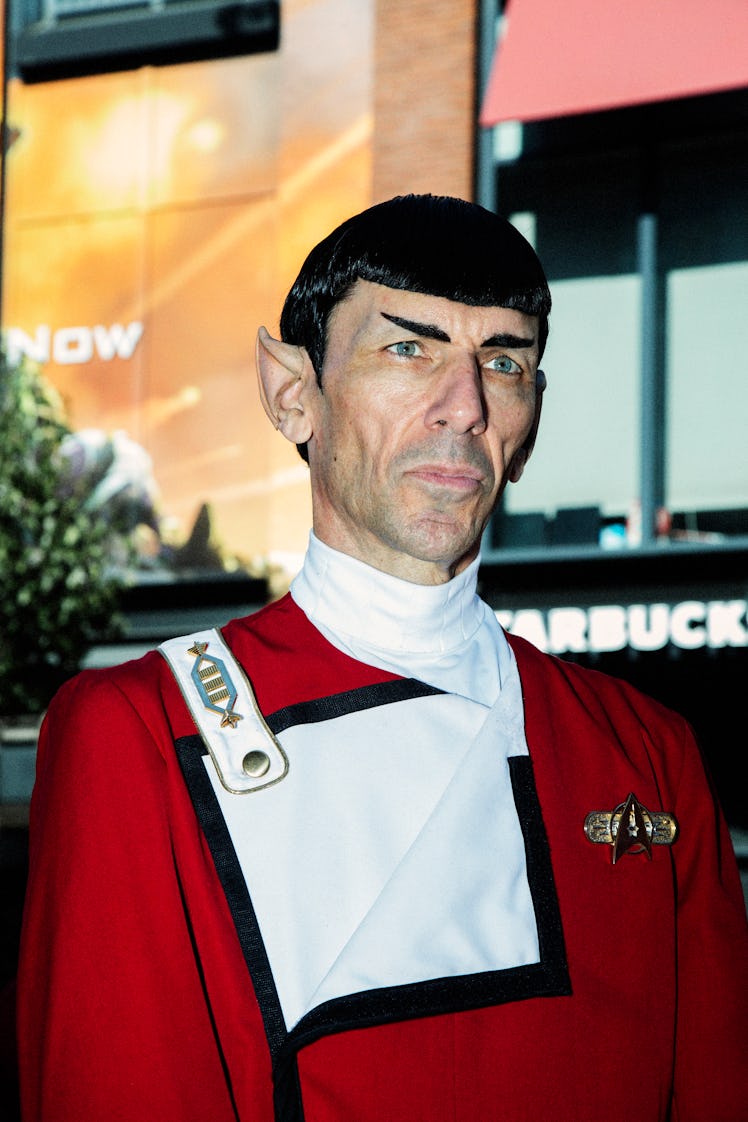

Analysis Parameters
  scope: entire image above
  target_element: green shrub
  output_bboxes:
[0,350,123,714]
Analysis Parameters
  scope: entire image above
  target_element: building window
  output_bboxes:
[9,0,280,81]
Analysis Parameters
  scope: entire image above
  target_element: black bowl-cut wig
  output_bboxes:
[279,194,551,383]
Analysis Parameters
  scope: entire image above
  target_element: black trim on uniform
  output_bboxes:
[175,735,289,1059]
[510,755,569,968]
[266,677,442,736]
[175,685,570,1122]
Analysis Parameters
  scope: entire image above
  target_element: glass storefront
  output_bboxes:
[483,92,748,557]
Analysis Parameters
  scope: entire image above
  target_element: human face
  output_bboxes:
[305,279,542,584]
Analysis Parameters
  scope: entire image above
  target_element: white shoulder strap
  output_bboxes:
[159,627,289,794]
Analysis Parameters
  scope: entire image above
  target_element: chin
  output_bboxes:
[399,524,479,569]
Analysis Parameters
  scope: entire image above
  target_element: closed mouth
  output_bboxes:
[406,464,485,491]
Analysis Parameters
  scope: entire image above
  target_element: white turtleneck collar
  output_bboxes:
[290,532,511,706]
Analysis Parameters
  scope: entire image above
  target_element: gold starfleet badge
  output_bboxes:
[584,792,678,864]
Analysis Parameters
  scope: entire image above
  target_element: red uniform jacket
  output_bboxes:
[17,594,748,1121]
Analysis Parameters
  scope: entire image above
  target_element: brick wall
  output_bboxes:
[373,0,478,204]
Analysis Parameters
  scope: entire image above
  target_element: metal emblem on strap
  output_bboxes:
[188,641,243,728]
[160,629,289,795]
[584,792,678,863]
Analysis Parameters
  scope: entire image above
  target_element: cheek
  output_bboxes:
[324,414,390,489]
[487,393,536,443]
[340,393,411,462]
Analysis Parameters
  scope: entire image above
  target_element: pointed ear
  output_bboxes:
[255,326,315,445]
[508,369,545,484]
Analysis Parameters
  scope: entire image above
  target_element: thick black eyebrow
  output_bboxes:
[480,332,536,349]
[381,313,535,350]
[380,313,450,342]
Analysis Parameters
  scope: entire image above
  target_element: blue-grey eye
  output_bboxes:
[389,340,422,357]
[485,355,521,374]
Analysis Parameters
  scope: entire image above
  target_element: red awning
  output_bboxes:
[480,0,748,126]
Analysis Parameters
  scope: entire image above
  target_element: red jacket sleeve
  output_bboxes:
[16,666,267,1122]
[668,715,748,1120]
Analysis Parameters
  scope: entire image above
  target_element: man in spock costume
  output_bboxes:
[18,195,748,1121]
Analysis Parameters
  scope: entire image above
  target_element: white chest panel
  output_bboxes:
[205,668,539,1030]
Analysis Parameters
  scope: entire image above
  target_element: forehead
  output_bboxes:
[327,279,539,352]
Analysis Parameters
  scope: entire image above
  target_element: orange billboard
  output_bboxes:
[2,0,373,586]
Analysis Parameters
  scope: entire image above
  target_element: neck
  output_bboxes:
[309,514,480,587]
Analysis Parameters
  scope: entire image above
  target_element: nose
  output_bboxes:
[424,357,487,436]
